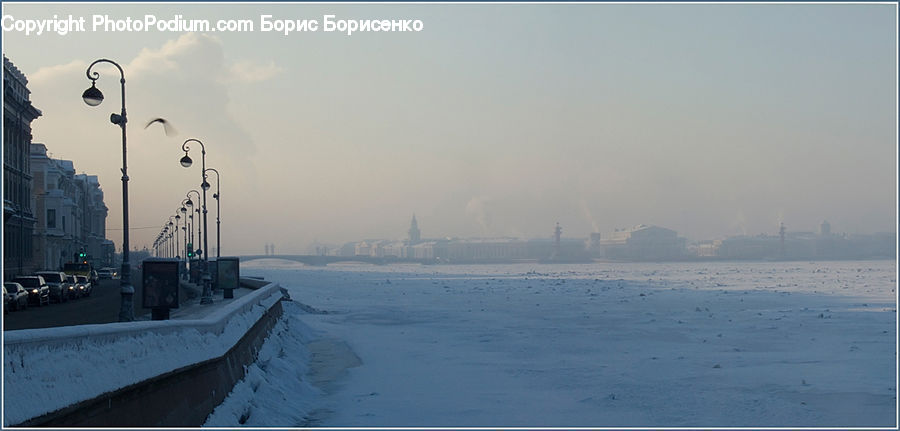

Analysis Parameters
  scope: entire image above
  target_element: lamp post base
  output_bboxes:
[200,273,213,304]
[119,289,135,322]
[119,263,135,322]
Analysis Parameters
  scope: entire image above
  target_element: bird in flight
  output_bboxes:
[144,118,177,136]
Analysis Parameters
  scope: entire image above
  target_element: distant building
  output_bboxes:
[4,55,41,279]
[354,240,372,257]
[695,240,721,258]
[441,237,531,261]
[75,174,112,267]
[699,222,895,261]
[820,220,831,236]
[338,242,356,257]
[409,241,436,259]
[714,235,779,259]
[591,224,687,261]
[400,236,585,263]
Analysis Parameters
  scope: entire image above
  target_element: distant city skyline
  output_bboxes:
[295,217,895,263]
[309,215,893,245]
[3,2,896,254]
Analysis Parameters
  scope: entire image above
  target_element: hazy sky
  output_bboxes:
[2,3,896,254]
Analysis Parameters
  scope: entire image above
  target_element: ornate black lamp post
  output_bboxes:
[174,213,181,259]
[167,217,175,257]
[82,58,134,322]
[205,167,221,258]
[186,190,201,260]
[180,139,212,304]
[180,199,190,261]
[159,228,168,257]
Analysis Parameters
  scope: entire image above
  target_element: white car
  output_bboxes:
[98,267,119,280]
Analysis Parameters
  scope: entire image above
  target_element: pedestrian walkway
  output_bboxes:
[140,279,264,321]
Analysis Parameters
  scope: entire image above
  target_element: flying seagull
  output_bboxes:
[144,118,177,136]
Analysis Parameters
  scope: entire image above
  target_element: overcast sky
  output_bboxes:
[2,3,896,254]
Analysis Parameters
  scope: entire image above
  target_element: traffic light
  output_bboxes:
[187,243,194,258]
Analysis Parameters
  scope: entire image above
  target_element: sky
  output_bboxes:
[2,2,896,254]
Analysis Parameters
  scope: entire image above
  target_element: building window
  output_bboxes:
[47,209,56,228]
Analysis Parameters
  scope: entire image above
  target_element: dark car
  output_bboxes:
[75,275,93,297]
[66,275,84,299]
[66,274,84,299]
[36,271,73,303]
[13,276,50,307]
[4,282,29,311]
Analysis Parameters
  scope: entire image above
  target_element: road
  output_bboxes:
[3,273,151,331]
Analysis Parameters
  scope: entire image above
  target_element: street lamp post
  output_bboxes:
[174,213,181,259]
[180,199,189,262]
[186,189,201,280]
[82,58,134,322]
[180,139,212,304]
[205,168,221,258]
[159,232,164,257]
[167,217,175,257]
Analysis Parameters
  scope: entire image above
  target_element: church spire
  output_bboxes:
[408,214,421,244]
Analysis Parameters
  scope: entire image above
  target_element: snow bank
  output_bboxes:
[3,283,283,426]
[203,301,321,427]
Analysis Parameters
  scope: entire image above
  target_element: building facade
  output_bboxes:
[3,55,42,279]
[591,224,687,261]
[30,143,112,271]
[75,174,114,267]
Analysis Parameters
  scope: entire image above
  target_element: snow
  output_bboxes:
[203,300,321,427]
[217,259,896,428]
[2,283,283,426]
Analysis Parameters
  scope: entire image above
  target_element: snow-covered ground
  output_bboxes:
[214,259,897,428]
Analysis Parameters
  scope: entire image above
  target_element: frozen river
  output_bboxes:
[207,259,897,428]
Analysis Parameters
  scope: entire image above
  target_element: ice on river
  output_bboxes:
[211,259,896,428]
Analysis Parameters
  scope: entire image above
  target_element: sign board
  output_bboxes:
[217,257,240,298]
[142,258,180,309]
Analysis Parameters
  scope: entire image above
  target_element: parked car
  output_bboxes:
[98,267,118,280]
[12,276,50,306]
[76,275,93,297]
[4,282,29,311]
[36,271,73,303]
